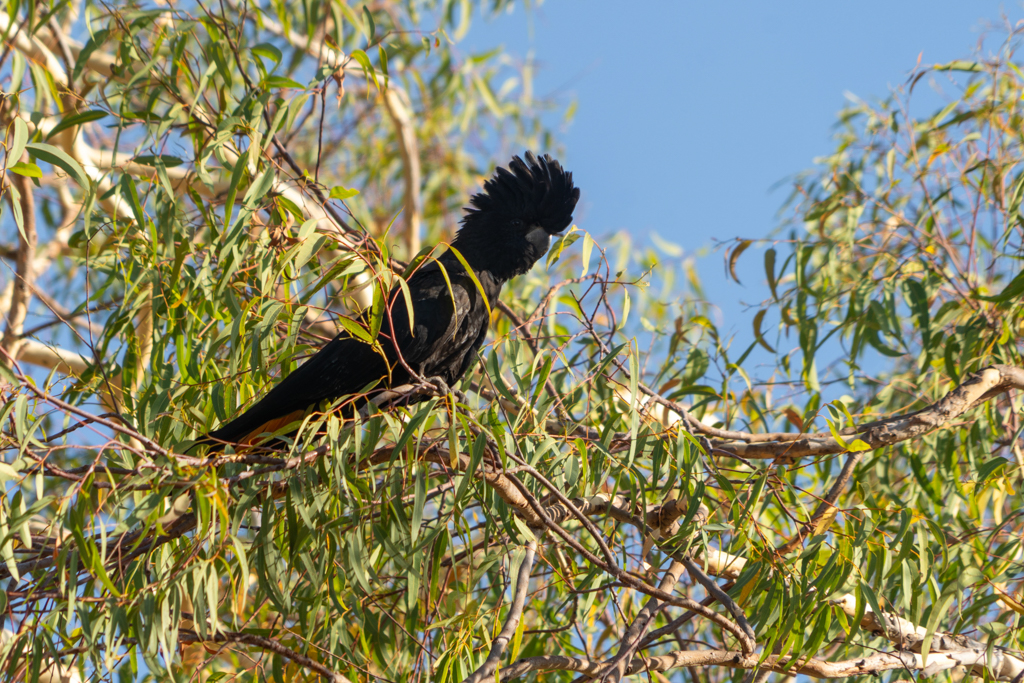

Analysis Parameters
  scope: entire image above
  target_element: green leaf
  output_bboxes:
[650,232,683,256]
[241,168,275,207]
[8,117,29,163]
[752,309,776,353]
[7,182,23,240]
[251,42,283,68]
[860,581,882,620]
[290,235,326,272]
[26,142,88,187]
[337,316,373,343]
[378,45,388,84]
[580,232,594,277]
[932,60,982,72]
[329,185,360,201]
[727,239,752,284]
[765,247,782,302]
[977,456,1007,483]
[0,463,20,483]
[511,516,536,542]
[411,467,425,542]
[120,174,146,227]
[45,109,108,141]
[546,227,580,268]
[511,596,527,660]
[922,591,957,666]
[885,147,896,182]
[0,362,18,388]
[350,49,379,91]
[7,162,41,178]
[133,154,184,167]
[368,278,386,340]
[297,217,317,241]
[394,274,415,335]
[979,270,1024,302]
[473,74,504,118]
[825,418,849,449]
[264,75,305,90]
[864,328,904,357]
[362,5,376,43]
[446,245,490,317]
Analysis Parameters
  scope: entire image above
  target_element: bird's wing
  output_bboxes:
[199,260,482,448]
[388,260,483,376]
[200,332,391,446]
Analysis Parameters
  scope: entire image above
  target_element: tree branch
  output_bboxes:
[709,365,1024,459]
[596,560,687,683]
[1,171,36,367]
[462,539,538,683]
[692,546,1024,681]
[499,646,1012,681]
[178,630,353,683]
[776,449,862,554]
[382,86,422,258]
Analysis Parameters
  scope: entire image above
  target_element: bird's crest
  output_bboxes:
[464,152,580,234]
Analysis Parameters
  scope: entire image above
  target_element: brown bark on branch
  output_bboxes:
[711,365,1024,459]
[498,646,1007,681]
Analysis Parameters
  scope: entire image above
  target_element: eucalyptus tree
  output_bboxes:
[0,3,1023,683]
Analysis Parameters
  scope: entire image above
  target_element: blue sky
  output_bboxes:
[463,1,1016,331]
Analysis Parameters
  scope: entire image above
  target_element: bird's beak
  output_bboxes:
[526,224,551,257]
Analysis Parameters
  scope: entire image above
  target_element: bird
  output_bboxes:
[195,152,579,450]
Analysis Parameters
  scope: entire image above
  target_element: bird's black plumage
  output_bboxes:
[197,152,579,449]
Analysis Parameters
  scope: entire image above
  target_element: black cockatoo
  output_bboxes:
[197,152,579,449]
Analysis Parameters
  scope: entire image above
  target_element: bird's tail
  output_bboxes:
[189,398,309,453]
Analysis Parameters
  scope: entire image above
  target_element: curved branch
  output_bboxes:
[713,365,1024,459]
[597,560,687,683]
[462,539,538,683]
[178,630,352,683]
[776,449,862,554]
[499,647,1012,681]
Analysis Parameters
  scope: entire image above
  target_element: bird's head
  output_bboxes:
[452,152,580,281]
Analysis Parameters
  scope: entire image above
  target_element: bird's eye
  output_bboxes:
[511,218,524,228]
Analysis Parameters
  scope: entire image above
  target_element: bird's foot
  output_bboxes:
[423,376,468,405]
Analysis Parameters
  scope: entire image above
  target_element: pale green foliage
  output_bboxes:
[713,32,1024,677]
[1,2,1023,683]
